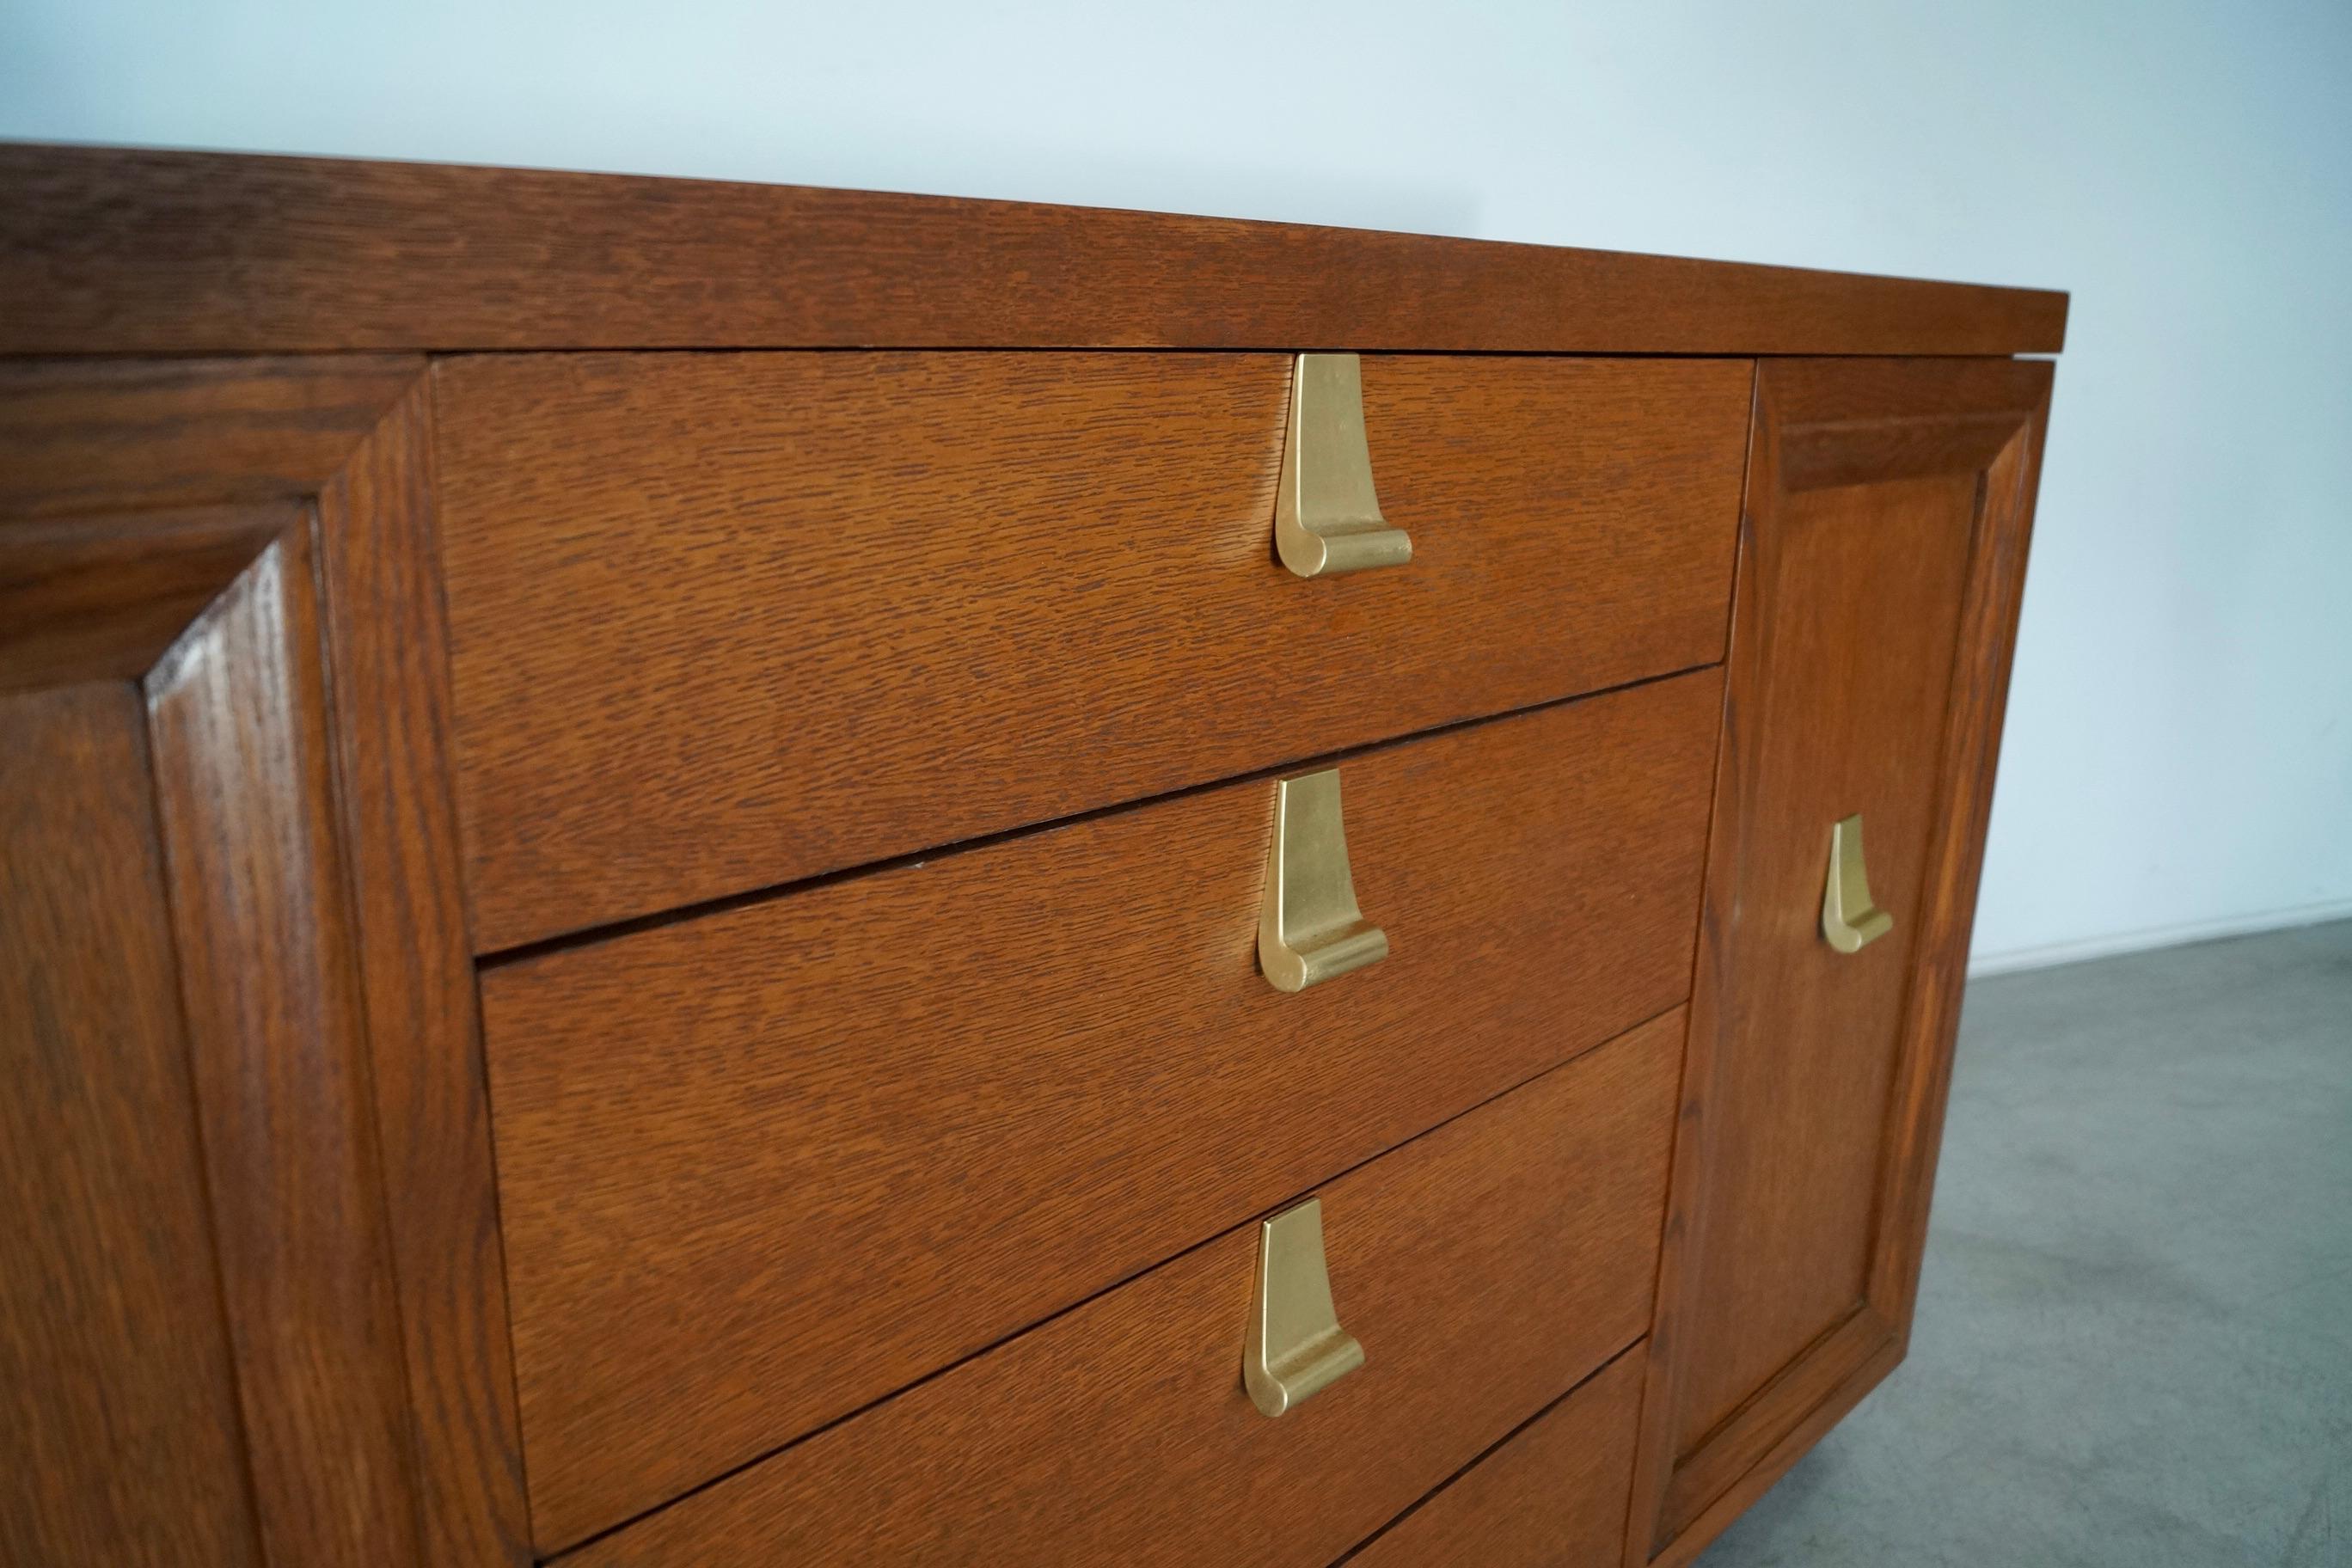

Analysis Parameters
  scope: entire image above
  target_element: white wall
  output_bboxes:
[8,0,2349,970]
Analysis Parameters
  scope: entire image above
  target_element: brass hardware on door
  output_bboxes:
[1243,1198,1364,1417]
[1259,768,1388,992]
[1821,813,1895,953]
[1272,353,1413,578]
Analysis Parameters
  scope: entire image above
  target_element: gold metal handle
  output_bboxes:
[1243,1198,1364,1417]
[1259,768,1388,992]
[1272,353,1413,578]
[1822,813,1895,953]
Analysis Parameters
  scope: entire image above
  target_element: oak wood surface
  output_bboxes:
[0,505,285,692]
[145,521,426,1566]
[1626,358,2053,1563]
[313,380,532,1564]
[0,360,530,1565]
[437,351,1749,952]
[1645,1334,1905,1568]
[1669,470,1978,1449]
[1661,1302,1890,1534]
[0,145,2067,358]
[1345,1346,1647,1568]
[487,671,1724,1549]
[0,681,263,1567]
[564,1012,1683,1567]
[0,355,423,518]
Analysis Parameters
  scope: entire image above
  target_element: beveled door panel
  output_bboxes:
[0,362,528,1566]
[1,679,262,1567]
[1628,358,2053,1565]
[1673,467,1976,1449]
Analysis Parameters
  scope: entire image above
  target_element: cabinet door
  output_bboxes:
[1627,358,2052,1564]
[0,361,527,1565]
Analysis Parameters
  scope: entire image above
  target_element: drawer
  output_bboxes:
[484,671,1722,1549]
[565,1013,1683,1567]
[434,352,1751,950]
[1348,1347,1645,1568]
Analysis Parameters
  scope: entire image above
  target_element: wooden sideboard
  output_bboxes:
[0,145,2061,1567]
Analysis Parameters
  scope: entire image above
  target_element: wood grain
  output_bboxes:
[1346,1347,1647,1568]
[1670,470,1978,1449]
[0,354,420,518]
[437,351,1750,951]
[489,671,1723,1549]
[145,521,425,1566]
[0,681,262,1568]
[0,505,285,692]
[565,1013,1683,1568]
[0,144,2067,357]
[0,358,533,1560]
[313,379,531,1565]
[1626,358,2053,1563]
[1660,1303,1889,1530]
[1645,1332,1905,1568]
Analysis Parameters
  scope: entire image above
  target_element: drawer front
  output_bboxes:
[1350,1346,1645,1568]
[485,672,1722,1549]
[434,352,1750,951]
[567,1014,1683,1567]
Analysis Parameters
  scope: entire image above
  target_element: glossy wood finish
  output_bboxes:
[0,355,426,519]
[567,1013,1682,1567]
[0,362,530,1566]
[0,505,285,693]
[146,520,426,1565]
[311,382,533,1564]
[0,145,2066,358]
[0,682,262,1567]
[1627,358,2053,1565]
[1347,1347,1647,1568]
[486,671,1722,1548]
[438,352,1749,951]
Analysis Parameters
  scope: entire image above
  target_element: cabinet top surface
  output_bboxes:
[2,144,2066,358]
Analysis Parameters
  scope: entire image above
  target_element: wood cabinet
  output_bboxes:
[0,147,2060,1567]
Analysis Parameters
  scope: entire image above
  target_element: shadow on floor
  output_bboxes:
[1699,918,2352,1568]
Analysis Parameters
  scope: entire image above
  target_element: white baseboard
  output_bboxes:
[1968,897,2352,978]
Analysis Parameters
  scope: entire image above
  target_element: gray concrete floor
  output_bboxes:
[1700,918,2352,1567]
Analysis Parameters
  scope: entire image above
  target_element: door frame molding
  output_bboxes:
[1,358,529,1565]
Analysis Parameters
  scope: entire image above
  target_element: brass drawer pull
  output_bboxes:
[1259,768,1388,992]
[1822,812,1895,953]
[1243,1198,1364,1417]
[1273,353,1413,578]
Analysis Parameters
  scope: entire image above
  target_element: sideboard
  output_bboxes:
[0,144,2061,1566]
